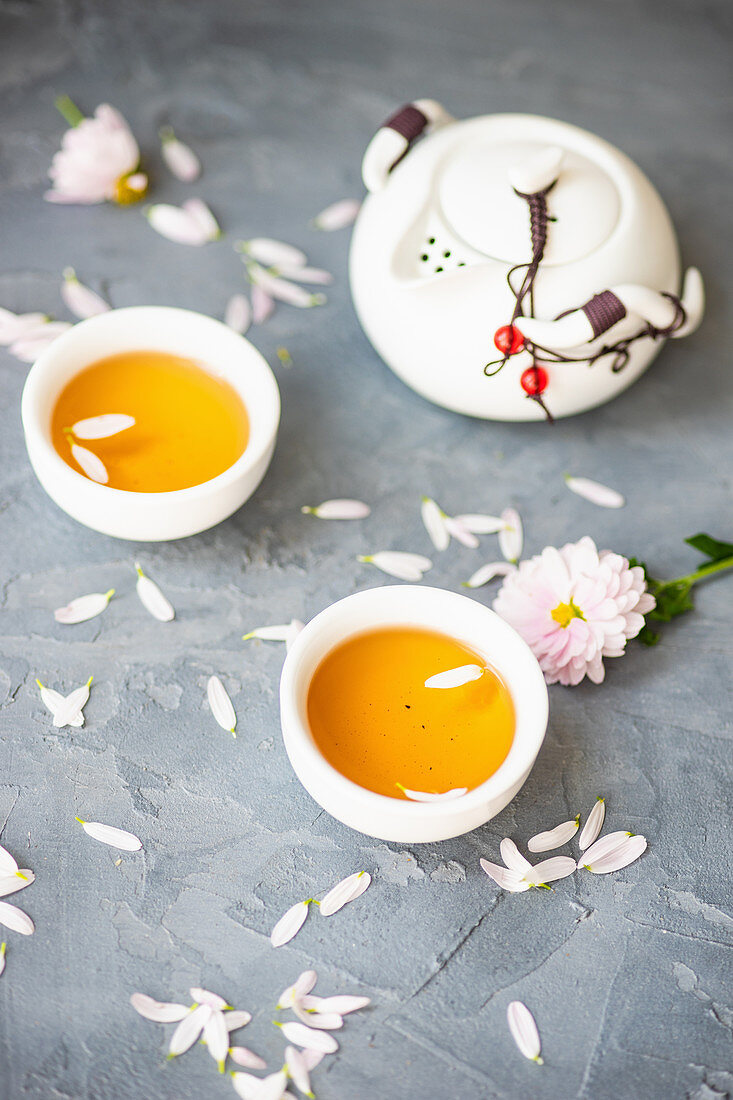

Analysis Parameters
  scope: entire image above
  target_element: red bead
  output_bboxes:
[494,324,525,355]
[520,365,549,396]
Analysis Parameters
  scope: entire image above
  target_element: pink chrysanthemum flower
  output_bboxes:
[493,536,656,686]
[45,103,147,205]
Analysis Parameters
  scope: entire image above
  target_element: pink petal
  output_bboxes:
[581,833,646,873]
[203,1009,229,1071]
[522,856,576,886]
[311,198,361,231]
[318,871,371,916]
[301,994,369,1015]
[278,1021,338,1053]
[251,284,275,324]
[499,838,531,873]
[0,902,34,936]
[146,204,212,245]
[168,1003,211,1056]
[565,476,625,509]
[61,268,110,319]
[160,129,201,182]
[507,1000,543,1063]
[190,987,229,1010]
[465,561,517,589]
[242,238,307,268]
[224,294,252,335]
[182,198,221,240]
[129,992,190,1023]
[499,508,523,562]
[271,900,310,947]
[479,859,529,892]
[230,1046,267,1070]
[224,1009,253,1031]
[70,444,108,484]
[578,798,606,849]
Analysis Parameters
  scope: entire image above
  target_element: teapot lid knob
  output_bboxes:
[507,146,563,194]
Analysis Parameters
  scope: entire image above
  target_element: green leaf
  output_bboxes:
[685,533,733,563]
[637,624,660,647]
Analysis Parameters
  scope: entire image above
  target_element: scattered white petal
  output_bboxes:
[243,619,304,650]
[168,1003,211,1057]
[581,833,646,874]
[232,1072,260,1100]
[319,871,371,917]
[479,858,530,892]
[444,516,479,549]
[311,198,361,231]
[507,1000,543,1063]
[301,994,370,1015]
[61,268,110,319]
[420,497,449,551]
[424,664,483,690]
[301,1050,325,1072]
[252,284,275,324]
[71,414,135,440]
[225,1009,253,1031]
[245,263,325,308]
[453,513,505,534]
[76,818,142,852]
[9,329,72,362]
[528,816,580,853]
[241,238,307,269]
[183,198,221,240]
[278,1021,338,1054]
[224,293,252,335]
[146,203,214,245]
[565,475,625,509]
[278,970,317,1009]
[275,264,333,286]
[0,309,50,345]
[206,675,237,737]
[253,1064,286,1100]
[203,1008,229,1072]
[135,562,175,622]
[271,900,311,947]
[0,902,34,936]
[0,846,20,876]
[301,499,371,520]
[190,987,230,1010]
[0,942,5,977]
[522,855,576,886]
[498,508,523,563]
[70,443,108,484]
[399,785,468,802]
[0,871,34,898]
[578,797,606,850]
[160,127,201,181]
[499,838,532,874]
[357,551,432,582]
[51,677,93,728]
[35,678,89,728]
[54,589,115,624]
[285,1045,312,1096]
[465,561,517,589]
[292,1007,342,1030]
[230,1046,267,1070]
[129,992,190,1022]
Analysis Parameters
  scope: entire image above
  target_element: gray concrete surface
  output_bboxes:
[1,1,731,1097]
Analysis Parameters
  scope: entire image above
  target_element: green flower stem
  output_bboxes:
[662,555,733,589]
[55,95,85,127]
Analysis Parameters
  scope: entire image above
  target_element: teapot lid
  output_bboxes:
[438,139,620,266]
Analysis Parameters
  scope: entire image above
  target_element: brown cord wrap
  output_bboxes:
[582,290,627,338]
[384,104,428,143]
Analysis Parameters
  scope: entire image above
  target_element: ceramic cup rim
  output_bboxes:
[279,585,549,824]
[20,305,281,506]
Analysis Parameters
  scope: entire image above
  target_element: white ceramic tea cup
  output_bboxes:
[280,585,549,843]
[21,306,281,541]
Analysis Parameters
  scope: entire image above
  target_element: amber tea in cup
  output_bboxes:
[51,349,249,491]
[306,626,515,798]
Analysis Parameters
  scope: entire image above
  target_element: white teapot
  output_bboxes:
[349,101,704,421]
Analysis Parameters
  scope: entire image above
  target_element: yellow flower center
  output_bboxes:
[113,171,147,205]
[550,599,585,628]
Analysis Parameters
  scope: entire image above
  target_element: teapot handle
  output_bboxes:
[514,268,705,349]
[361,99,455,193]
